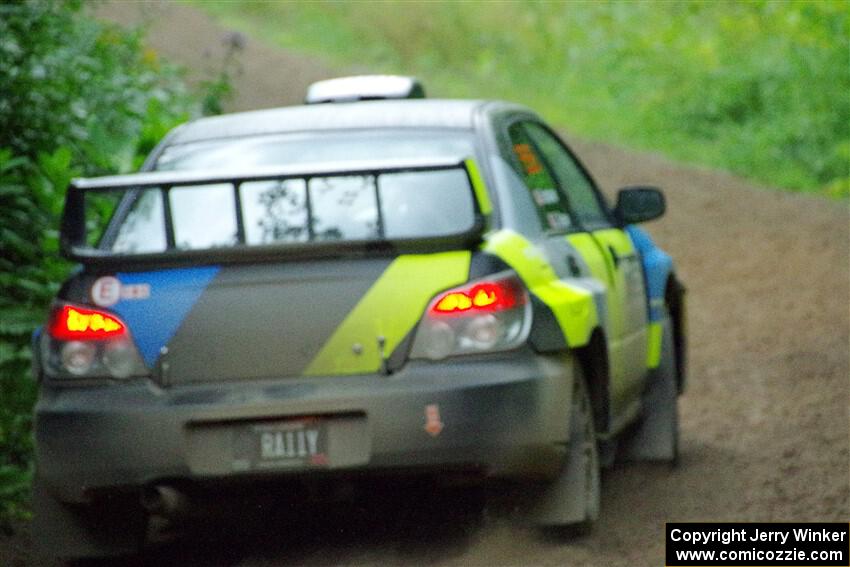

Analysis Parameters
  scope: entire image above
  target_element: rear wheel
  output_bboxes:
[532,366,600,532]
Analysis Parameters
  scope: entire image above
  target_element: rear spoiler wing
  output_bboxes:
[61,157,491,267]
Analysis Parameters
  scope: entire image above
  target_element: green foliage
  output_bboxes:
[0,0,233,530]
[200,0,849,197]
[198,35,243,117]
[1,1,192,173]
[0,148,62,530]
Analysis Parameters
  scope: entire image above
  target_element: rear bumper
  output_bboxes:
[35,349,575,503]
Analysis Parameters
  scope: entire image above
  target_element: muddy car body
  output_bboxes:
[32,76,686,559]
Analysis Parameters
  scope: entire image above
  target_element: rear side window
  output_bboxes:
[522,122,610,227]
[107,168,476,252]
[507,123,575,232]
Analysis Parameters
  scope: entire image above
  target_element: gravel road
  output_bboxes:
[4,3,847,565]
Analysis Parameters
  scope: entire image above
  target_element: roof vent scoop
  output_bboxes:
[305,75,426,104]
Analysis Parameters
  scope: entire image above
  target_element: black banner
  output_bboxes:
[666,523,849,566]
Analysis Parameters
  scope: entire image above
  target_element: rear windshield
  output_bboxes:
[107,169,475,253]
[105,131,478,253]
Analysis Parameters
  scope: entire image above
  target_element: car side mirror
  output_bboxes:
[614,186,665,225]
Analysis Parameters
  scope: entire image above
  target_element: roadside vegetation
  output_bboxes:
[0,0,232,530]
[198,1,849,198]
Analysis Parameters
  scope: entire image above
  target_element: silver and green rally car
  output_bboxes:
[32,76,686,559]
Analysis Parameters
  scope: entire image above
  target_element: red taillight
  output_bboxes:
[48,304,126,341]
[431,280,523,314]
[412,272,531,360]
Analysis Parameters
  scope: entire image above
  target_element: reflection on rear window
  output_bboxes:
[380,170,474,239]
[310,176,379,242]
[113,190,166,253]
[241,179,308,244]
[107,168,476,252]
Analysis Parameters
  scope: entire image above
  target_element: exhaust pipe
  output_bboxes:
[140,484,189,518]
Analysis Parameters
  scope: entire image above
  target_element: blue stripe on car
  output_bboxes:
[112,266,220,367]
[626,225,672,323]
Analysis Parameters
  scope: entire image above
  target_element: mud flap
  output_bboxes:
[32,478,144,560]
[530,373,600,527]
[618,314,679,463]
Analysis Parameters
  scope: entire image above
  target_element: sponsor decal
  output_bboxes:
[424,403,444,437]
[532,188,560,206]
[121,283,151,300]
[90,276,121,306]
[91,277,151,307]
[513,143,543,175]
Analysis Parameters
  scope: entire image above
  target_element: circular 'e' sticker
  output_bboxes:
[91,276,121,307]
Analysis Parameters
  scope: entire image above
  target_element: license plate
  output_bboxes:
[233,419,328,471]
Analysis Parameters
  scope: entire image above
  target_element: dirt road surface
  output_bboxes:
[4,3,847,566]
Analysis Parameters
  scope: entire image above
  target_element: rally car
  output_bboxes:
[32,76,686,559]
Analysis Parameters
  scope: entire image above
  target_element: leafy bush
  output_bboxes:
[0,148,68,532]
[200,0,849,197]
[0,0,231,530]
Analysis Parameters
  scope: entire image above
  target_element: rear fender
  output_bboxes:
[625,225,679,371]
[481,230,598,349]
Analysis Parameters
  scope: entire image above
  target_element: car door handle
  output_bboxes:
[609,245,635,270]
[608,245,621,269]
[566,255,581,277]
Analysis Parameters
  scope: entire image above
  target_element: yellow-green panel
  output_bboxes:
[482,230,597,347]
[568,229,634,341]
[483,230,558,287]
[593,227,635,276]
[304,251,471,375]
[595,228,635,256]
[566,233,610,284]
[646,321,663,368]
[465,158,492,217]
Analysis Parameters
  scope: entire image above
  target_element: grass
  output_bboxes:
[195,1,849,198]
